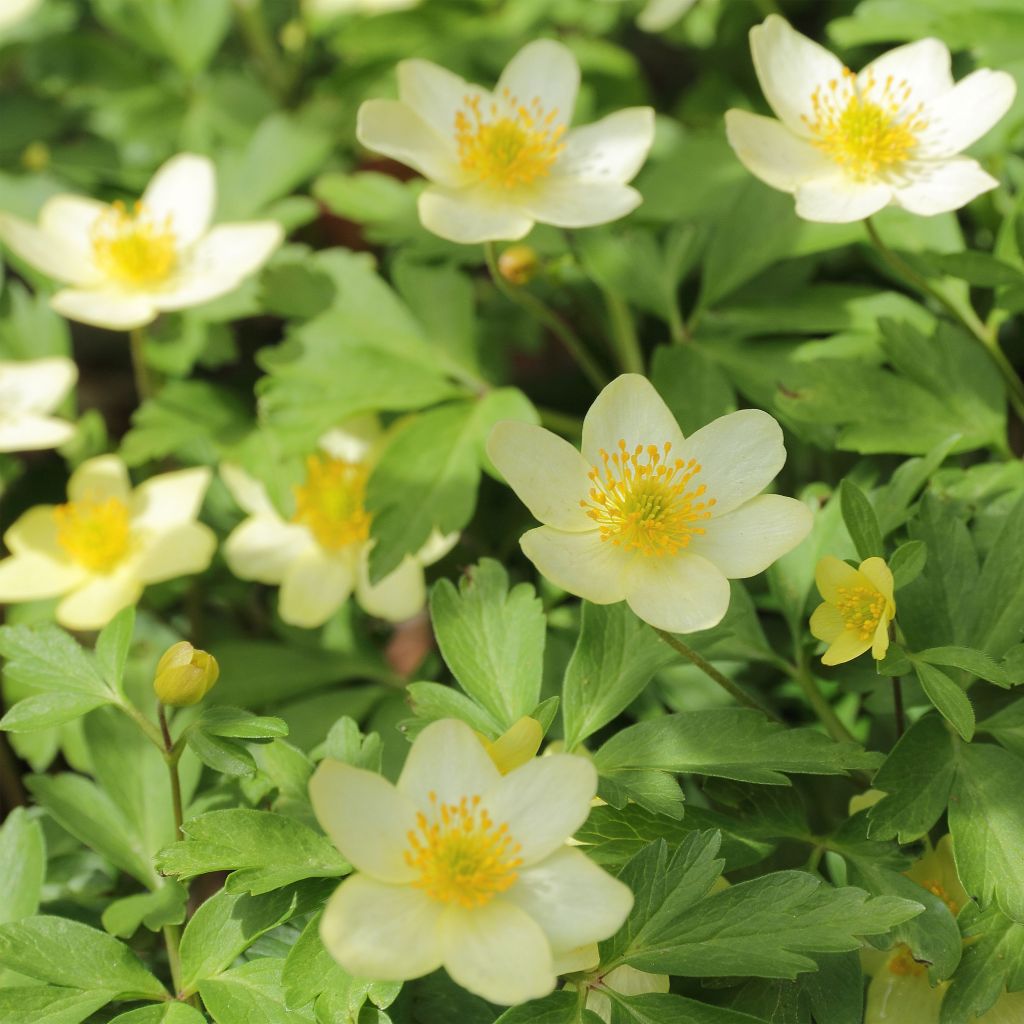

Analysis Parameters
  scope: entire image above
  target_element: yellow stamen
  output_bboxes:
[887,944,926,977]
[91,200,177,287]
[404,791,522,908]
[835,583,886,641]
[53,496,131,572]
[922,879,960,916]
[291,454,371,551]
[454,89,565,189]
[802,67,927,180]
[580,439,715,557]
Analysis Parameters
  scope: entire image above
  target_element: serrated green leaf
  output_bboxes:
[608,992,770,1024]
[0,690,112,732]
[491,991,580,1024]
[321,717,382,773]
[0,623,109,697]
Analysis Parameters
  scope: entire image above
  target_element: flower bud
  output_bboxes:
[480,716,543,774]
[153,641,219,707]
[498,244,540,286]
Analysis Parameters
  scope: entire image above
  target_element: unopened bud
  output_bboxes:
[498,245,540,286]
[480,716,543,774]
[154,641,219,707]
[22,142,50,172]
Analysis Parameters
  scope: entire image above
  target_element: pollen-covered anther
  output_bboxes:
[291,454,372,551]
[835,584,886,640]
[53,494,132,572]
[91,200,178,287]
[580,438,716,557]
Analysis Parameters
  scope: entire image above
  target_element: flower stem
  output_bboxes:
[158,704,185,837]
[128,327,154,404]
[483,242,608,391]
[654,627,781,720]
[602,288,644,374]
[789,659,859,745]
[864,217,1024,422]
[231,0,291,102]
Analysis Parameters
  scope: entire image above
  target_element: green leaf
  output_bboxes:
[608,993,770,1024]
[157,809,348,895]
[0,623,109,697]
[102,880,188,938]
[0,807,45,924]
[0,690,112,732]
[650,345,736,436]
[979,698,1024,758]
[491,992,581,1024]
[194,707,289,740]
[0,916,166,999]
[109,1004,207,1023]
[562,602,675,751]
[186,729,256,777]
[914,250,1024,287]
[199,958,315,1024]
[966,495,1024,659]
[839,479,883,560]
[889,540,928,589]
[94,605,135,696]
[0,987,115,1024]
[913,662,975,741]
[428,559,545,731]
[915,646,1010,687]
[405,681,502,734]
[321,716,382,773]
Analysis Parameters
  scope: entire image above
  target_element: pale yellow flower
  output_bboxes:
[0,357,77,452]
[810,555,895,665]
[0,0,41,33]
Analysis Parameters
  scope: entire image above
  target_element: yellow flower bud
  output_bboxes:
[153,641,219,707]
[21,141,50,172]
[498,244,540,286]
[479,716,543,774]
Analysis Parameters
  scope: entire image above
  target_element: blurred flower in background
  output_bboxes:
[0,0,41,34]
[0,357,77,452]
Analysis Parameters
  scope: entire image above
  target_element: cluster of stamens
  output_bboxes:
[835,583,886,640]
[802,67,927,180]
[581,440,715,557]
[922,879,959,915]
[91,200,178,287]
[291,454,372,552]
[405,792,522,908]
[53,496,132,572]
[454,89,565,189]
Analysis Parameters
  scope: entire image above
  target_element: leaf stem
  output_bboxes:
[128,327,154,404]
[483,241,608,391]
[602,288,644,374]
[788,658,859,745]
[231,0,291,102]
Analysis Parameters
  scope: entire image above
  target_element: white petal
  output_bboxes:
[397,58,479,144]
[0,553,84,602]
[441,900,555,1005]
[50,289,158,330]
[482,754,597,865]
[557,108,655,183]
[309,760,418,884]
[141,153,216,248]
[321,875,444,981]
[0,212,99,286]
[637,0,697,31]
[626,552,731,633]
[40,195,108,249]
[415,529,459,567]
[131,466,211,529]
[487,421,593,532]
[581,374,685,467]
[506,847,632,951]
[219,463,276,517]
[687,494,813,579]
[893,158,999,216]
[224,516,312,584]
[0,415,75,452]
[55,569,142,631]
[356,551,427,622]
[794,176,892,223]
[356,99,462,185]
[857,39,952,104]
[520,180,642,229]
[920,69,1016,156]
[496,39,579,131]
[318,416,382,462]
[520,526,631,605]
[602,965,670,997]
[4,504,64,557]
[135,522,216,583]
[418,186,534,244]
[397,718,501,810]
[279,550,356,628]
[0,357,77,414]
[553,943,600,974]
[749,15,845,136]
[68,455,131,505]
[725,109,833,193]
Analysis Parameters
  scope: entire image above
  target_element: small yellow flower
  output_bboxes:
[904,835,967,919]
[154,641,220,707]
[810,555,895,666]
[497,244,540,286]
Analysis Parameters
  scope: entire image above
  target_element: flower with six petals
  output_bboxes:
[810,555,896,665]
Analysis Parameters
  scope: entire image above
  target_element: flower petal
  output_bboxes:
[279,550,356,628]
[321,874,444,981]
[687,494,813,578]
[859,556,895,605]
[893,158,999,217]
[864,960,945,1024]
[418,185,534,243]
[496,39,579,131]
[0,414,75,452]
[857,39,952,104]
[0,552,84,602]
[141,153,216,248]
[553,943,599,974]
[581,374,685,467]
[309,760,418,883]
[794,176,892,222]
[40,195,108,250]
[135,522,216,583]
[871,615,891,661]
[68,455,131,505]
[55,569,142,631]
[482,754,596,865]
[725,109,833,193]
[398,718,501,809]
[0,212,99,286]
[397,57,479,145]
[520,526,631,604]
[355,552,427,622]
[356,99,462,185]
[219,463,275,517]
[557,108,655,183]
[506,847,633,952]
[626,551,731,633]
[4,505,63,557]
[487,421,593,531]
[50,288,158,330]
[822,628,872,666]
[224,516,313,584]
[603,965,670,997]
[519,180,642,229]
[814,555,861,603]
[0,357,77,414]
[131,467,211,529]
[441,899,555,1005]
[415,529,459,566]
[809,601,845,644]
[921,69,1016,157]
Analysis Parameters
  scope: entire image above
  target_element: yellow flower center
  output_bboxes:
[581,440,715,557]
[887,944,926,977]
[91,200,178,287]
[291,454,372,551]
[835,584,886,640]
[53,496,132,572]
[922,879,960,915]
[454,90,565,189]
[803,67,927,180]
[405,792,523,908]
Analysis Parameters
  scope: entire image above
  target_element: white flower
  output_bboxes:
[725,16,1017,222]
[309,718,633,1005]
[583,966,670,1022]
[0,0,41,34]
[222,423,456,629]
[305,0,419,16]
[0,357,77,452]
[0,454,215,630]
[0,153,284,330]
[600,0,698,33]
[487,374,813,634]
[356,39,656,243]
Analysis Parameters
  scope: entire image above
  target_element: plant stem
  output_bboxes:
[891,676,906,739]
[232,0,291,101]
[537,406,584,437]
[162,925,185,999]
[667,299,688,344]
[789,659,858,745]
[602,288,644,374]
[158,704,185,837]
[865,217,1024,421]
[483,242,608,391]
[128,327,154,404]
[654,627,781,720]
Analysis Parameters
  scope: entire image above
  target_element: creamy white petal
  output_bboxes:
[894,158,1000,216]
[857,39,952,103]
[637,0,698,32]
[581,374,685,467]
[519,180,642,229]
[415,529,459,567]
[356,99,462,186]
[0,414,75,452]
[520,526,631,605]
[725,109,833,193]
[557,108,655,183]
[626,552,731,633]
[318,416,382,462]
[920,69,1016,156]
[487,421,593,532]
[55,569,142,631]
[309,760,418,884]
[794,176,892,223]
[355,552,427,622]
[441,900,555,1005]
[4,504,63,556]
[0,357,77,413]
[50,288,158,330]
[131,467,211,529]
[483,754,597,866]
[0,552,84,601]
[687,494,813,579]
[224,516,313,584]
[750,15,845,136]
[0,213,99,286]
[397,58,479,146]
[141,153,216,248]
[321,875,444,981]
[220,463,276,517]
[39,195,107,254]
[506,847,633,950]
[553,943,599,974]
[418,186,534,243]
[496,39,579,130]
[68,455,131,505]
[398,718,501,809]
[279,549,356,628]
[135,522,216,583]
